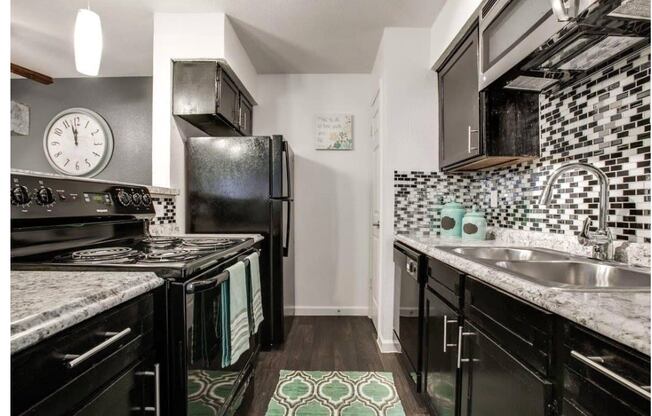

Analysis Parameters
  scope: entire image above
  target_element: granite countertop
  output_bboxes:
[11,271,164,354]
[395,234,651,356]
[11,169,180,196]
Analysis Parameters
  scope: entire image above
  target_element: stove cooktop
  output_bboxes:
[12,236,256,279]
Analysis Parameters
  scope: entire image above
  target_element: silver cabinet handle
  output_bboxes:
[154,363,161,416]
[372,221,380,227]
[456,326,476,368]
[571,350,651,399]
[62,328,132,369]
[135,363,161,415]
[467,125,479,153]
[443,315,458,352]
[406,259,417,275]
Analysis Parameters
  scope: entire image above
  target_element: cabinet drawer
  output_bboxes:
[464,277,554,376]
[12,292,156,415]
[562,323,650,416]
[427,256,463,308]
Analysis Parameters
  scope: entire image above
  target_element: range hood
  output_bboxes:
[480,0,650,92]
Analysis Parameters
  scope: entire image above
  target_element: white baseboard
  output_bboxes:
[291,306,369,316]
[376,335,400,353]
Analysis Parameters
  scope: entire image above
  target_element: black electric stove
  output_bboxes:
[10,172,259,416]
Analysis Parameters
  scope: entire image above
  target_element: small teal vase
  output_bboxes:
[462,208,487,240]
[440,201,466,238]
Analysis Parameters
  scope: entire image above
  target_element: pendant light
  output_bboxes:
[74,4,103,76]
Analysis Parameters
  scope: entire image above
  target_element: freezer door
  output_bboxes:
[186,136,272,233]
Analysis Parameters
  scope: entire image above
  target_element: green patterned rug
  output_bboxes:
[265,370,406,416]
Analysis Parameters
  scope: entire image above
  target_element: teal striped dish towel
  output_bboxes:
[221,261,250,368]
[246,252,264,334]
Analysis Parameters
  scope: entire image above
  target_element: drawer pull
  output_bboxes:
[457,326,477,368]
[571,350,651,400]
[62,328,132,369]
[443,315,458,352]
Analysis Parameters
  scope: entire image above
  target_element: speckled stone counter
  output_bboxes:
[395,234,651,356]
[11,271,164,354]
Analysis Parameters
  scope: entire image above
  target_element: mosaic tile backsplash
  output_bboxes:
[395,47,650,244]
[151,196,177,226]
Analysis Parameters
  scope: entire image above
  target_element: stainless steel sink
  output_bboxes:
[494,261,650,291]
[451,247,569,262]
[440,246,650,292]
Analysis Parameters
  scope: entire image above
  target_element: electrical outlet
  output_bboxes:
[490,190,498,208]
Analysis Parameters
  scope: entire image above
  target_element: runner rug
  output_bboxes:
[265,370,406,416]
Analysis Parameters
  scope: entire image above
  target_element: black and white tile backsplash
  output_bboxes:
[151,196,177,226]
[395,47,650,244]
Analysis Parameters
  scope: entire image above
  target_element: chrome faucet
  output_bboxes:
[538,162,614,261]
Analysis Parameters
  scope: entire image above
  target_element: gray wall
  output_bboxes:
[11,77,152,184]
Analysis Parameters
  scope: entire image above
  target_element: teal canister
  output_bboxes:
[462,208,487,240]
[440,201,466,238]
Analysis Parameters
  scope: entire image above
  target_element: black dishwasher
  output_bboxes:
[393,242,425,391]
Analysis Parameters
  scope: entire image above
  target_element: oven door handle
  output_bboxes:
[186,270,230,294]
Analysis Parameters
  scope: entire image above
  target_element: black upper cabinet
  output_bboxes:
[438,26,481,169]
[239,94,253,136]
[217,66,240,127]
[436,19,540,172]
[173,60,256,137]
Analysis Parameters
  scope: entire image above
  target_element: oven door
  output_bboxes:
[178,255,257,415]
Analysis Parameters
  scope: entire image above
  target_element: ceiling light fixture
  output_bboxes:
[74,5,103,76]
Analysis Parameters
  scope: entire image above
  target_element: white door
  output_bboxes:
[369,87,381,331]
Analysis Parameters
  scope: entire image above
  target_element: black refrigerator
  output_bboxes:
[185,135,294,348]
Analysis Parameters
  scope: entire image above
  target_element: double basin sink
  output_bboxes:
[440,246,650,292]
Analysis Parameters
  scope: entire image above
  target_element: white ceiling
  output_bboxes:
[11,0,444,78]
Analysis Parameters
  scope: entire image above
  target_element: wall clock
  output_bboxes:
[43,107,114,177]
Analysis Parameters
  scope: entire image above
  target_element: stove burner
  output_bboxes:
[141,236,182,250]
[69,247,142,264]
[141,249,195,262]
[181,238,239,251]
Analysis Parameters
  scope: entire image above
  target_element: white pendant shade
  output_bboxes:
[74,8,103,76]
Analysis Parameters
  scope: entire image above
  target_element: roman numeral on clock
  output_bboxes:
[62,120,70,129]
[93,151,101,157]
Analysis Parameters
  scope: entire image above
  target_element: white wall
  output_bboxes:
[372,28,437,352]
[152,13,257,231]
[224,16,258,99]
[253,74,374,315]
[429,0,482,68]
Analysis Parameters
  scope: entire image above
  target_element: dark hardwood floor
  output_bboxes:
[239,316,429,415]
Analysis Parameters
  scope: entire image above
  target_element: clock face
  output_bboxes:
[43,108,114,177]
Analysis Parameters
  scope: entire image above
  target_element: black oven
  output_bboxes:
[168,247,260,416]
[393,242,425,392]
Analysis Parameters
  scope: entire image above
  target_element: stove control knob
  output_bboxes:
[142,193,152,206]
[12,186,30,205]
[117,190,132,206]
[36,187,55,205]
[132,192,143,206]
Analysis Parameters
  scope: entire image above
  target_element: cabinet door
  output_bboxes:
[439,26,480,168]
[239,95,253,135]
[460,322,552,416]
[424,289,459,416]
[217,67,239,127]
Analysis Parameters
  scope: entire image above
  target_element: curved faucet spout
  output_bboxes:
[539,162,612,261]
[538,162,609,231]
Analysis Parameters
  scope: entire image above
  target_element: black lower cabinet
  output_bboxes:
[423,288,460,416]
[459,321,553,416]
[11,290,163,416]
[561,323,650,416]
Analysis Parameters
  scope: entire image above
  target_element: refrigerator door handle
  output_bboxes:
[283,141,292,199]
[283,200,292,257]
